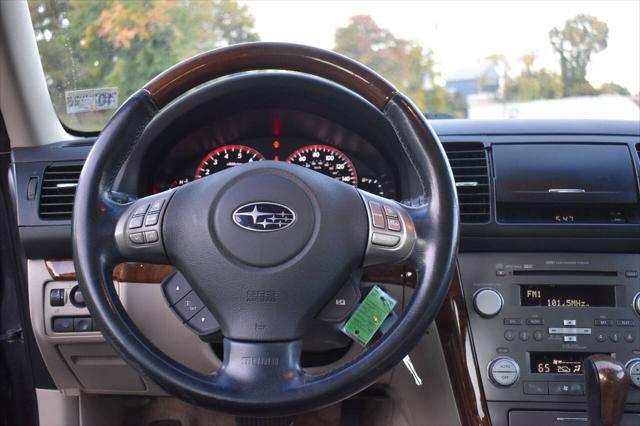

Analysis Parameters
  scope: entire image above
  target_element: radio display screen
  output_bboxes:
[520,285,615,307]
[530,352,608,374]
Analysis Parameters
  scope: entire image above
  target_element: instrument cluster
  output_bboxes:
[150,117,398,199]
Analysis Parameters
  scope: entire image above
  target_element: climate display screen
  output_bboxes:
[530,352,608,374]
[520,285,615,307]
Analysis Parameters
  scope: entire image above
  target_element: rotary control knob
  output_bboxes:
[633,293,640,316]
[473,288,503,318]
[626,359,640,389]
[489,357,520,387]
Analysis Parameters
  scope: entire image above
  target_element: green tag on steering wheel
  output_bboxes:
[341,286,397,346]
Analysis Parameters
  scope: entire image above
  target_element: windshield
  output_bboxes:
[29,0,640,132]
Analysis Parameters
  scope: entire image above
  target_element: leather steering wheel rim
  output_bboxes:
[72,42,459,415]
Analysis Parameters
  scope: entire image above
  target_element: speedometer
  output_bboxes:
[195,145,264,179]
[286,145,357,186]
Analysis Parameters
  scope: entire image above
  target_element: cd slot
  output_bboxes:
[512,270,617,277]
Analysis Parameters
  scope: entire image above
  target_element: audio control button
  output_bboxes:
[526,318,544,325]
[624,332,635,343]
[610,331,620,343]
[594,319,613,326]
[533,330,544,341]
[595,332,607,342]
[504,330,516,341]
[473,288,503,318]
[519,331,530,342]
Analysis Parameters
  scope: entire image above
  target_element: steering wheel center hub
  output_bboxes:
[211,167,316,267]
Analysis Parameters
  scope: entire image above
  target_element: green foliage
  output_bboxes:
[599,82,631,96]
[504,53,563,101]
[334,15,464,116]
[29,0,259,131]
[549,14,609,96]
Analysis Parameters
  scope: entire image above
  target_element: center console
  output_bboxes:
[458,253,640,425]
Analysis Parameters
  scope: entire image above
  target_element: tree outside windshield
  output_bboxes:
[29,1,640,132]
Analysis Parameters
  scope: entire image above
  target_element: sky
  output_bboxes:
[239,0,640,95]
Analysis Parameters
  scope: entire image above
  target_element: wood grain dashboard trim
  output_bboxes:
[436,269,492,426]
[45,259,174,283]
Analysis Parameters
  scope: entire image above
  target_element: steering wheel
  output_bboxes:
[73,42,458,415]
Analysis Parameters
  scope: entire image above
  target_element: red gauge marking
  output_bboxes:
[286,144,358,187]
[195,144,265,179]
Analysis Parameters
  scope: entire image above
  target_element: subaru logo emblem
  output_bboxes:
[232,202,296,232]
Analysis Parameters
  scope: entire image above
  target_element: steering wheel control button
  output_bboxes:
[52,317,74,333]
[387,218,402,232]
[129,232,145,244]
[383,205,398,218]
[175,292,205,321]
[128,215,144,229]
[473,288,503,318]
[144,230,158,243]
[50,288,65,306]
[368,201,386,229]
[148,199,165,213]
[162,272,192,305]
[317,280,361,323]
[187,309,220,336]
[489,357,519,387]
[132,203,149,216]
[73,317,92,332]
[371,232,400,247]
[144,212,160,226]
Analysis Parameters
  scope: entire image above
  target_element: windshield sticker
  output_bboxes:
[65,87,118,114]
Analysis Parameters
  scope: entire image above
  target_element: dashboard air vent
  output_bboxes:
[442,142,490,223]
[38,162,83,220]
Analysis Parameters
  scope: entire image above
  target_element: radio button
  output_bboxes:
[504,318,522,326]
[519,331,530,342]
[504,330,516,341]
[473,288,503,318]
[563,319,576,326]
[624,332,635,343]
[609,331,620,343]
[625,270,638,278]
[524,382,548,395]
[563,336,577,343]
[533,330,544,341]
[526,318,544,325]
[594,319,613,326]
[595,332,607,342]
[616,319,635,327]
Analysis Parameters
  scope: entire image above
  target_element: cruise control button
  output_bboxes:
[369,201,386,229]
[133,204,149,216]
[129,232,145,244]
[371,232,400,247]
[187,309,220,335]
[174,291,205,321]
[144,212,160,226]
[383,205,398,218]
[162,272,192,305]
[387,218,402,232]
[148,199,165,213]
[144,230,158,243]
[128,215,144,229]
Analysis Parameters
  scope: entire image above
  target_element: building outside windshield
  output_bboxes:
[28,0,640,132]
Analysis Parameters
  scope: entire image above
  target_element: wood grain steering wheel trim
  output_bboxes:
[143,42,396,110]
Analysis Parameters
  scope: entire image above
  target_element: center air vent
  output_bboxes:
[38,162,83,220]
[442,142,490,223]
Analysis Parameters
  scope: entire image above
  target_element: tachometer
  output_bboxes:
[286,145,357,186]
[195,145,264,179]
